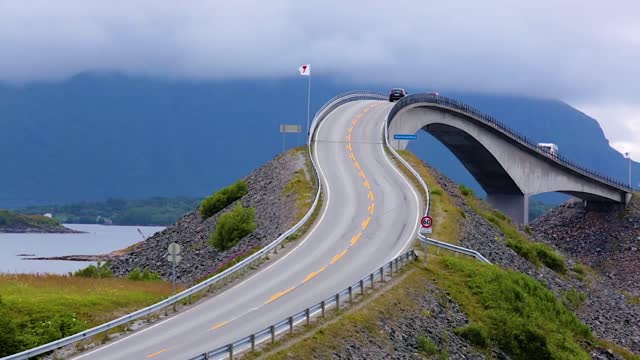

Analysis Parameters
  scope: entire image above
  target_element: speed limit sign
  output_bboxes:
[420,216,432,228]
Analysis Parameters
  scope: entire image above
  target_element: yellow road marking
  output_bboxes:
[346,143,352,151]
[369,202,376,214]
[363,108,369,113]
[346,134,351,142]
[349,152,356,161]
[358,170,365,178]
[265,287,295,304]
[348,127,353,133]
[303,267,327,283]
[363,180,370,189]
[330,249,348,264]
[361,216,371,230]
[210,320,230,331]
[368,191,375,201]
[352,119,358,126]
[354,161,361,171]
[146,348,170,358]
[350,232,362,246]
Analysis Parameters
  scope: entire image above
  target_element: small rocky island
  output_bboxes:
[0,209,80,233]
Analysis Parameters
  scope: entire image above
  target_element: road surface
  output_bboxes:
[74,100,422,359]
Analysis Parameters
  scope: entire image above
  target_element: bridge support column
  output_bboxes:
[486,193,529,225]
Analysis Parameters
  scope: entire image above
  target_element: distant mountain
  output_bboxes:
[0,74,636,208]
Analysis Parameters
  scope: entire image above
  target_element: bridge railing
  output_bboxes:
[388,94,633,192]
[0,91,389,360]
[188,250,418,360]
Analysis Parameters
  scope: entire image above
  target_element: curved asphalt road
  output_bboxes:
[74,100,422,360]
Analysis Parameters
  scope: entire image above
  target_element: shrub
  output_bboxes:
[417,334,438,355]
[73,262,113,278]
[127,268,162,281]
[459,184,474,197]
[455,323,489,349]
[209,204,257,251]
[430,187,443,196]
[200,180,249,219]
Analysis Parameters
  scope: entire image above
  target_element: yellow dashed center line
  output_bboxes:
[210,320,230,331]
[349,152,356,161]
[361,216,371,230]
[368,191,375,201]
[330,249,348,264]
[363,180,371,189]
[354,161,361,171]
[369,202,376,214]
[303,267,327,283]
[358,170,366,178]
[350,232,362,246]
[265,287,296,304]
[146,348,171,358]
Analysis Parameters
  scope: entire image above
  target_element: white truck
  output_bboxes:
[537,143,559,157]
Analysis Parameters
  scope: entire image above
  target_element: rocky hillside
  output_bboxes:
[532,195,640,297]
[108,149,309,284]
[267,153,640,359]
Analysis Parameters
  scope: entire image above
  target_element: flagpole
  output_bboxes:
[629,152,632,188]
[306,72,311,143]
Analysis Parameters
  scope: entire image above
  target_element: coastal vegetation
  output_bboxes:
[19,197,200,226]
[0,209,67,232]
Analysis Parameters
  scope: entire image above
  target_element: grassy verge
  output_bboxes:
[458,184,567,274]
[395,150,463,244]
[282,146,320,242]
[0,274,173,357]
[426,256,593,359]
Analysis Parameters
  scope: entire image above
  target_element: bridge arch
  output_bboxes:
[387,95,632,224]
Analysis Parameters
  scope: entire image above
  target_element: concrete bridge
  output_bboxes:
[387,93,633,224]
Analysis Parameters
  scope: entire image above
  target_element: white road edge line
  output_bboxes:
[73,104,336,359]
[378,117,421,261]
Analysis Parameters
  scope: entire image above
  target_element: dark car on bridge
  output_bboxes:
[389,88,406,102]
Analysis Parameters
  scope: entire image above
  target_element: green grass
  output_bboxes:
[396,150,463,244]
[458,186,567,274]
[0,274,173,357]
[282,147,320,242]
[417,333,438,355]
[562,289,587,309]
[426,256,593,359]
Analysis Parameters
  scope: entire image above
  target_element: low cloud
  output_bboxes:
[1,1,638,149]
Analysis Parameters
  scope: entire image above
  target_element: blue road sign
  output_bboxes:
[393,134,417,140]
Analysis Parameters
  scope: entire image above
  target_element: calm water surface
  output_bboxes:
[0,224,164,274]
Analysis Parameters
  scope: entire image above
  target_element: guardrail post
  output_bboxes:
[188,295,192,304]
[228,343,234,360]
[348,286,353,304]
[379,267,384,282]
[335,293,340,311]
[305,308,310,325]
[395,258,399,272]
[274,246,278,255]
[321,300,325,318]
[250,334,256,352]
[204,351,209,359]
[370,273,375,289]
[388,261,393,277]
[288,316,294,336]
[270,325,276,344]
[359,279,365,296]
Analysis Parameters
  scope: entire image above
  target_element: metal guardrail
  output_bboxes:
[388,93,633,192]
[1,91,389,360]
[189,250,418,360]
[418,234,491,264]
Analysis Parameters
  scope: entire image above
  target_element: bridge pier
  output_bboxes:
[486,193,529,225]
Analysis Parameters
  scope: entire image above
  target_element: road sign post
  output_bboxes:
[420,215,433,264]
[167,242,182,295]
[280,124,302,152]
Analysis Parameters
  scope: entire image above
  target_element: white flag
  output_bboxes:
[298,64,310,76]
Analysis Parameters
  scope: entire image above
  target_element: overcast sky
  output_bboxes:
[1,1,638,159]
